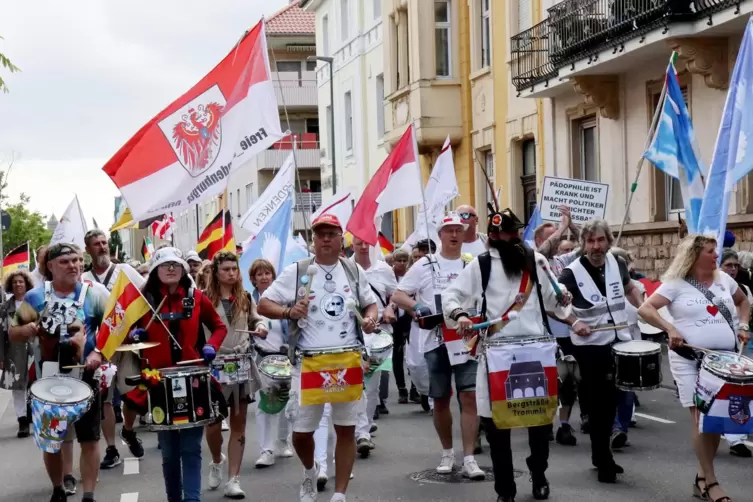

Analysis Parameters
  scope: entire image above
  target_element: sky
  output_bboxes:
[0,0,289,231]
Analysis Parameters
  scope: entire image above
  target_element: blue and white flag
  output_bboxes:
[644,59,706,233]
[698,18,753,255]
[522,205,543,248]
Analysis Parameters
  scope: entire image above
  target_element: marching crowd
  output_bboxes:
[1,203,752,502]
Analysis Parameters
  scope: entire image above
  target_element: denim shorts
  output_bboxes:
[424,345,477,399]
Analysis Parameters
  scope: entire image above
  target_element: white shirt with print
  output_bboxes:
[397,253,465,354]
[82,263,145,292]
[262,261,376,351]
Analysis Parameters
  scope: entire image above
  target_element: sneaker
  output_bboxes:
[224,476,246,499]
[316,470,328,492]
[420,395,430,412]
[357,438,374,458]
[208,453,226,490]
[556,424,577,446]
[330,494,346,502]
[300,462,319,502]
[120,428,144,458]
[730,443,753,458]
[462,458,485,480]
[255,450,275,468]
[17,417,30,438]
[100,446,121,469]
[372,408,380,421]
[610,430,628,450]
[436,452,455,474]
[63,475,77,495]
[50,486,67,502]
[398,389,409,404]
[369,424,378,434]
[278,440,294,458]
[222,419,230,431]
[377,400,389,415]
[409,387,421,404]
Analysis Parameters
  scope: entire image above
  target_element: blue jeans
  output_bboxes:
[158,427,204,502]
[613,390,635,434]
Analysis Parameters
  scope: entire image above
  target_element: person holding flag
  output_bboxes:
[258,214,378,502]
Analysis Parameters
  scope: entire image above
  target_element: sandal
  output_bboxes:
[694,474,707,499]
[704,481,732,502]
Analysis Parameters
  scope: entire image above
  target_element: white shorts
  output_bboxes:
[286,370,361,433]
[669,352,699,408]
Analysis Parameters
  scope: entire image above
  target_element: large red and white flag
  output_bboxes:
[311,191,354,228]
[346,125,424,245]
[103,20,285,220]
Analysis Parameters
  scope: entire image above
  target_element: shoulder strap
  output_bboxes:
[479,252,492,319]
[526,246,552,336]
[684,276,737,340]
[369,283,387,307]
[339,257,361,305]
[295,257,314,302]
[99,264,116,288]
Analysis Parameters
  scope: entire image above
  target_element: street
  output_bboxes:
[1,382,753,502]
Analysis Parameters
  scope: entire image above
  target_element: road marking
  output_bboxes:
[123,458,140,475]
[634,412,676,424]
[120,493,139,502]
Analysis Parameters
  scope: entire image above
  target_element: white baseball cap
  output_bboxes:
[437,212,469,232]
[148,247,189,275]
[184,250,202,264]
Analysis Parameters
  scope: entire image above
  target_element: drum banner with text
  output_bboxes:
[487,341,558,430]
[300,351,363,406]
[697,369,753,435]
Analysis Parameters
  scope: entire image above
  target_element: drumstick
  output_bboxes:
[590,324,629,333]
[176,358,205,366]
[345,299,382,334]
[536,258,565,301]
[145,297,167,331]
[62,364,87,369]
[304,266,317,297]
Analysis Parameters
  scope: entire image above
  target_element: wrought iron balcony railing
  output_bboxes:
[511,20,559,91]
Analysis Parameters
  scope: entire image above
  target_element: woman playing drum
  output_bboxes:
[203,251,268,498]
[638,235,751,502]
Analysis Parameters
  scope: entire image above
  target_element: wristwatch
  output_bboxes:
[740,324,750,331]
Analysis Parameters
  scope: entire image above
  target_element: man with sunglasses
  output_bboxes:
[455,205,488,258]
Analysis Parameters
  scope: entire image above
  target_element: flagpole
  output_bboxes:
[614,79,668,247]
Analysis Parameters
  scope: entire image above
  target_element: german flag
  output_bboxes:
[141,237,153,261]
[3,242,30,275]
[197,209,235,260]
[378,232,394,256]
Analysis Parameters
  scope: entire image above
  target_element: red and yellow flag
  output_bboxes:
[300,351,363,406]
[487,341,558,430]
[96,270,152,360]
[377,232,394,256]
[197,209,235,260]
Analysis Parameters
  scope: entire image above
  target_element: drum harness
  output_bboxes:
[146,286,195,366]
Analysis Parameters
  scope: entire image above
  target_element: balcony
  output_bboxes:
[262,147,321,170]
[511,0,750,95]
[293,192,323,230]
[272,71,317,108]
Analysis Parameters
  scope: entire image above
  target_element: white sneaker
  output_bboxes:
[278,440,294,458]
[224,476,246,499]
[208,453,226,490]
[299,462,319,502]
[330,493,346,502]
[462,458,485,480]
[221,419,230,431]
[255,450,275,468]
[436,452,455,474]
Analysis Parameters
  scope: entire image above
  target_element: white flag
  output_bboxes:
[414,136,458,239]
[311,191,354,228]
[50,196,89,249]
[239,153,295,238]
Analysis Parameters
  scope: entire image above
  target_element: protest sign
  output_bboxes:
[539,176,609,223]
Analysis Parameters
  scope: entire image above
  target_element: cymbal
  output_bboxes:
[115,341,160,352]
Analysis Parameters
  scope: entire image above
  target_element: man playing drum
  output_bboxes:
[11,243,110,502]
[258,214,378,502]
[443,208,570,502]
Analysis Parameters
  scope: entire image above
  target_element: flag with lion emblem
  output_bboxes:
[102,19,285,220]
[96,271,152,360]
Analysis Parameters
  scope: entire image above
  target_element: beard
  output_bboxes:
[489,237,527,277]
[93,253,110,269]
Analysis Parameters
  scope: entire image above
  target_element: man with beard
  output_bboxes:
[442,208,569,501]
[558,220,642,484]
[81,229,146,470]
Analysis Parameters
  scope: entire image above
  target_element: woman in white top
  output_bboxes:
[249,259,294,470]
[639,235,751,502]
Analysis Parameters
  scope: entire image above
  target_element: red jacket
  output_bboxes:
[99,285,227,369]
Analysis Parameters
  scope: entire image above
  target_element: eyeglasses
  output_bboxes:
[459,212,476,220]
[159,262,180,270]
[315,230,342,239]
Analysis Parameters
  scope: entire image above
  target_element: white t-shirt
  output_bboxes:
[82,263,145,292]
[359,260,398,331]
[397,253,466,354]
[462,238,487,257]
[255,318,286,354]
[261,261,376,351]
[655,272,739,351]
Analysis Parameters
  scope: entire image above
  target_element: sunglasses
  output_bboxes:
[459,212,476,220]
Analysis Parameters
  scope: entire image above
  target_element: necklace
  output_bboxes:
[317,263,338,293]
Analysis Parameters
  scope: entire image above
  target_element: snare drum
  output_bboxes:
[148,366,216,430]
[29,376,94,453]
[695,351,753,415]
[258,355,292,415]
[298,345,364,406]
[211,353,254,385]
[368,333,394,368]
[612,340,662,391]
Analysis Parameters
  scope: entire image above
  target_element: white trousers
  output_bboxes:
[314,404,332,473]
[255,391,291,453]
[355,372,381,440]
[12,390,26,419]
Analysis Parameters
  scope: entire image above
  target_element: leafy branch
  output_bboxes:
[0,36,20,94]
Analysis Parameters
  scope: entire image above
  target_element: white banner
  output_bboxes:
[540,176,609,223]
[239,153,296,238]
[415,136,458,238]
[50,196,88,249]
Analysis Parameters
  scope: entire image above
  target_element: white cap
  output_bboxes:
[148,247,189,275]
[437,212,468,232]
[184,250,202,263]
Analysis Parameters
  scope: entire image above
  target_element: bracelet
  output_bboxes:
[283,308,291,320]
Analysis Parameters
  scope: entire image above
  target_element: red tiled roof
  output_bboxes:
[266,0,315,36]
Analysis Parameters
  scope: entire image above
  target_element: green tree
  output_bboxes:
[0,36,20,94]
[108,230,126,262]
[3,193,52,262]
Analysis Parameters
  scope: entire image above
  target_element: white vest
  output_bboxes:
[568,254,630,346]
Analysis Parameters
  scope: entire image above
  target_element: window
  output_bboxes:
[435,0,451,78]
[374,0,381,20]
[306,118,319,136]
[344,91,353,151]
[341,0,349,41]
[322,15,330,56]
[306,60,317,72]
[481,0,491,68]
[236,189,240,217]
[518,0,532,33]
[245,183,254,210]
[572,116,598,181]
[484,151,495,208]
[376,74,385,138]
[521,139,537,222]
[276,61,301,77]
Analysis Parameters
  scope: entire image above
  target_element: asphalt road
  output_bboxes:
[2,379,753,502]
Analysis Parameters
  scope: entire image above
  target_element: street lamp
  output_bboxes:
[308,55,336,193]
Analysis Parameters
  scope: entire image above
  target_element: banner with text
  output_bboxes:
[539,176,609,223]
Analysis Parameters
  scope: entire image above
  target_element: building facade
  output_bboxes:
[510,0,753,278]
[172,1,321,251]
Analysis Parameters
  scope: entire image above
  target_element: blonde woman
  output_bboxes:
[204,251,268,499]
[638,235,751,502]
[196,259,213,290]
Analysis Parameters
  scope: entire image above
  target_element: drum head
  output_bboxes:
[370,333,393,352]
[31,377,92,404]
[162,365,209,377]
[703,352,753,379]
[259,355,291,379]
[613,340,661,355]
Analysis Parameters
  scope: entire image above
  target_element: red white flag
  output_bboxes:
[346,125,424,245]
[311,191,354,228]
[103,20,285,220]
[151,215,175,240]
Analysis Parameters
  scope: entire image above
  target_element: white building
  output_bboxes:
[172,0,321,251]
